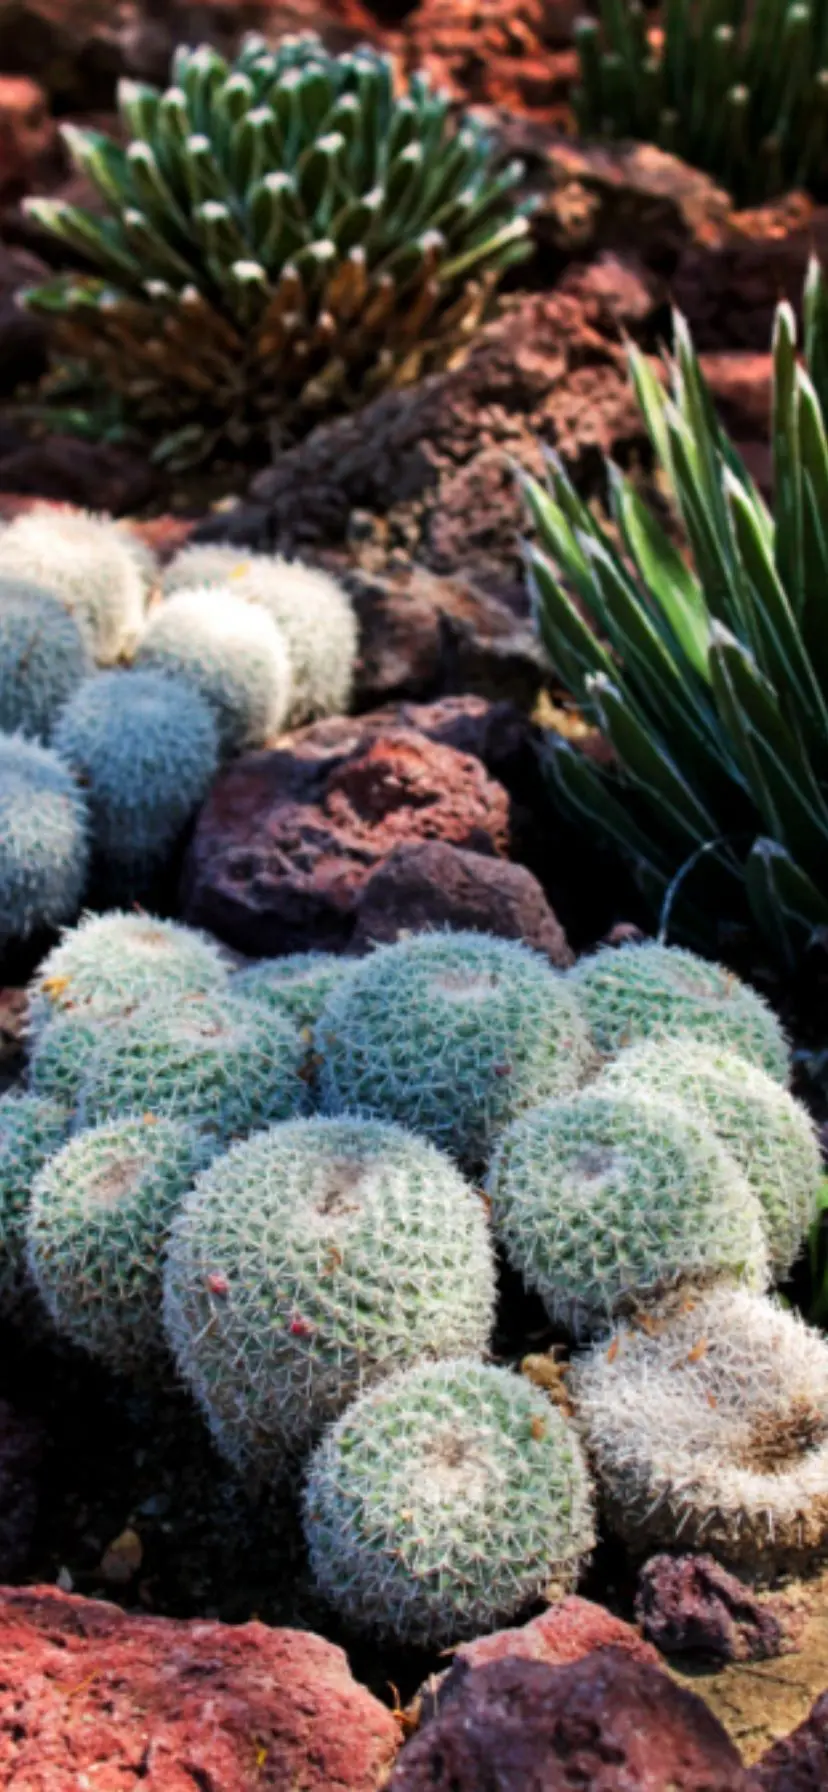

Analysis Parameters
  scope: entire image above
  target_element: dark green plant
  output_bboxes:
[21,32,533,468]
[574,0,828,206]
[522,257,828,966]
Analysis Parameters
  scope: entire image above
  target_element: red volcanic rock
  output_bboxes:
[0,1585,400,1790]
[181,714,511,955]
[351,840,572,963]
[0,75,55,197]
[403,0,577,121]
[390,1647,752,1791]
[751,1688,828,1789]
[637,1554,805,1665]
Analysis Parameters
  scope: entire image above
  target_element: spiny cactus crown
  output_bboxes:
[22,33,534,468]
[134,585,293,756]
[596,1037,823,1276]
[0,507,147,664]
[162,1116,496,1478]
[487,1087,768,1336]
[0,578,92,743]
[303,1356,596,1647]
[0,1091,69,1320]
[232,950,350,1030]
[569,1285,828,1578]
[27,1114,214,1373]
[27,909,231,1043]
[0,732,90,948]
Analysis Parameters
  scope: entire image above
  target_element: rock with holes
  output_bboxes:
[635,1554,805,1663]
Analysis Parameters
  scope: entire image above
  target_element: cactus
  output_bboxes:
[76,991,309,1141]
[316,930,598,1172]
[0,1091,69,1320]
[569,942,790,1083]
[596,1038,823,1276]
[232,950,350,1030]
[0,733,90,948]
[0,578,92,742]
[27,909,231,1044]
[162,1117,496,1477]
[569,1285,828,1578]
[163,547,358,723]
[26,1114,213,1373]
[29,1009,111,1109]
[303,1356,596,1646]
[487,1088,768,1336]
[0,506,146,664]
[21,35,534,467]
[52,669,219,897]
[134,586,293,756]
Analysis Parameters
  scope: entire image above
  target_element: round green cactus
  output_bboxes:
[596,1038,823,1276]
[163,547,358,724]
[0,578,92,742]
[21,34,534,468]
[134,585,293,756]
[0,733,89,948]
[316,930,598,1172]
[569,942,790,1083]
[52,669,219,897]
[26,1114,213,1373]
[303,1356,596,1646]
[162,1117,496,1477]
[29,1009,111,1109]
[0,1091,69,1320]
[0,506,146,664]
[569,1285,828,1578]
[27,910,231,1043]
[76,991,309,1141]
[487,1088,768,1336]
[232,950,349,1030]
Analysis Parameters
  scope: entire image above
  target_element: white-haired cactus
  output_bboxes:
[0,734,89,948]
[0,1091,69,1320]
[570,1286,828,1578]
[163,547,358,723]
[303,1357,596,1646]
[162,1117,496,1478]
[0,506,147,663]
[232,951,349,1030]
[27,910,231,1044]
[487,1089,768,1336]
[26,1115,213,1373]
[596,1039,823,1276]
[76,992,309,1141]
[569,942,790,1083]
[134,586,293,756]
[316,931,598,1172]
[52,669,219,896]
[0,578,92,742]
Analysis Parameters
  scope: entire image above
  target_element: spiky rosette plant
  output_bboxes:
[574,1,828,207]
[26,1115,213,1373]
[302,1357,596,1646]
[21,33,535,469]
[596,1038,823,1275]
[569,1285,828,1578]
[523,260,828,967]
[163,1117,496,1478]
[27,909,231,1044]
[0,1091,69,1321]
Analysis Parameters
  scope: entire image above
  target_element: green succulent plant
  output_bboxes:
[523,258,828,966]
[0,733,90,948]
[27,909,231,1043]
[21,32,534,469]
[574,1,828,207]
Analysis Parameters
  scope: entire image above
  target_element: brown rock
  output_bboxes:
[351,840,572,963]
[0,1400,44,1579]
[418,1595,659,1722]
[0,434,156,513]
[390,1648,752,1791]
[402,0,577,122]
[0,1584,400,1789]
[673,193,828,353]
[637,1555,806,1665]
[181,715,510,955]
[751,1689,828,1789]
[348,562,545,711]
[0,74,55,198]
[0,239,48,395]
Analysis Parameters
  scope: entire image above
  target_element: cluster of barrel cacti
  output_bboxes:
[0,505,358,945]
[4,914,828,1645]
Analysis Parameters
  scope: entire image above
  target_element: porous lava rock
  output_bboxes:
[0,1585,400,1790]
[752,1688,828,1789]
[351,840,572,963]
[389,1647,752,1791]
[637,1555,805,1665]
[181,710,511,955]
[0,1401,44,1579]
